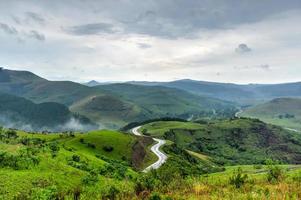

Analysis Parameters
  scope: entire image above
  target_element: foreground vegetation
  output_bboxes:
[1,118,301,199]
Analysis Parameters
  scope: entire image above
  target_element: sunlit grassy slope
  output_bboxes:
[241,97,301,131]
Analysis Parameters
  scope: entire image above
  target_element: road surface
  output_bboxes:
[131,126,167,172]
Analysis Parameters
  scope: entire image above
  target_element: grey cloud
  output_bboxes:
[0,23,18,35]
[235,44,252,54]
[234,64,271,71]
[137,43,152,49]
[27,30,45,41]
[25,12,45,25]
[65,23,117,35]
[259,64,270,70]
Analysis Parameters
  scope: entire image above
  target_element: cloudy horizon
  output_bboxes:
[0,0,301,84]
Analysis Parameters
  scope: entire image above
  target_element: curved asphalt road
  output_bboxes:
[131,126,167,172]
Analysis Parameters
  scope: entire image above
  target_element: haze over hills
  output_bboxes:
[125,79,301,105]
[0,68,237,129]
[241,97,301,131]
[86,79,301,105]
[0,92,96,132]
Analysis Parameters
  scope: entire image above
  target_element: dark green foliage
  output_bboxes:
[103,186,120,200]
[161,118,301,165]
[148,192,161,200]
[72,154,81,162]
[87,143,96,149]
[82,170,99,185]
[103,145,114,152]
[96,155,129,180]
[229,168,248,188]
[0,92,96,131]
[0,148,40,170]
[162,144,222,176]
[48,142,60,157]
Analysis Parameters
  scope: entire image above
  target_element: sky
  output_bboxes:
[0,0,301,84]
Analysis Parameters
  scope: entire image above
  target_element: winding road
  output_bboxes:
[131,126,167,172]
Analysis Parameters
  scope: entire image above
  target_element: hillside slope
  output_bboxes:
[0,69,237,129]
[81,83,237,127]
[241,98,301,130]
[141,118,301,165]
[0,92,96,132]
[129,79,301,105]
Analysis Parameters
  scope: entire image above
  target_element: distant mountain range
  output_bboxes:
[84,79,301,105]
[1,68,301,130]
[0,68,236,129]
[129,79,301,105]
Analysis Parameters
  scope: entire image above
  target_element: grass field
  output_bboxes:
[241,98,301,131]
[140,121,203,137]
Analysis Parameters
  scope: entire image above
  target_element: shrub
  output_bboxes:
[148,192,161,200]
[229,168,248,188]
[72,154,81,162]
[5,130,18,139]
[103,145,114,152]
[79,138,85,143]
[82,170,98,185]
[87,143,96,149]
[266,160,284,183]
[103,186,120,200]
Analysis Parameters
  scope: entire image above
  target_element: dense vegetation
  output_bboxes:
[141,118,301,165]
[1,126,301,199]
[241,97,301,130]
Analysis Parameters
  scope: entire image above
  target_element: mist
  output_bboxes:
[0,114,100,133]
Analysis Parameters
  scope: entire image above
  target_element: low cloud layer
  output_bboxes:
[0,114,99,132]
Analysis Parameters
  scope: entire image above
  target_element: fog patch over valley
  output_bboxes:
[0,114,99,132]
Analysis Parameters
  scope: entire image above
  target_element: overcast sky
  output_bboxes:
[0,0,301,83]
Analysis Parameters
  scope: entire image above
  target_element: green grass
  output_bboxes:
[63,130,135,161]
[141,119,301,165]
[241,97,301,131]
[141,121,202,137]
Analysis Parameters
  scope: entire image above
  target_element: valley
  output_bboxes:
[1,68,301,199]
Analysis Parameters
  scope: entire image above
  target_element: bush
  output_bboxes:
[148,192,161,200]
[265,160,284,183]
[48,142,60,157]
[72,154,81,162]
[103,145,114,152]
[82,170,98,185]
[87,143,96,149]
[103,186,120,200]
[229,168,248,188]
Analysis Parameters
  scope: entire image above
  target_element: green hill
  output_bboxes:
[0,127,224,199]
[130,79,301,105]
[0,92,96,132]
[69,83,238,128]
[0,128,154,199]
[241,98,301,131]
[0,69,237,129]
[140,118,301,165]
